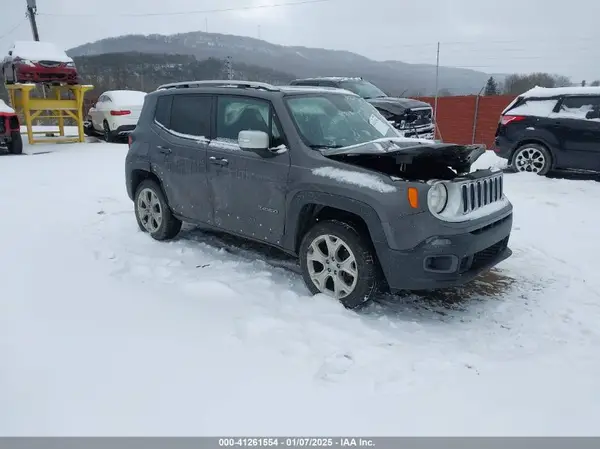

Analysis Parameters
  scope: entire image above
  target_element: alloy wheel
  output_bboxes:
[136,188,163,233]
[514,147,546,173]
[306,234,358,300]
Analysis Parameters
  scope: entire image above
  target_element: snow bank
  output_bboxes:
[11,41,73,63]
[107,90,147,105]
[312,166,396,193]
[0,99,15,114]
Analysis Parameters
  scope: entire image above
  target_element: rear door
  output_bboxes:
[551,95,600,170]
[150,93,213,224]
[206,95,290,245]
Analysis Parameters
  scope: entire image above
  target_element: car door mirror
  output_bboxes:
[8,51,12,56]
[238,130,269,152]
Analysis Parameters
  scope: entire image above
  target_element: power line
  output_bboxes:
[0,18,27,41]
[38,0,339,17]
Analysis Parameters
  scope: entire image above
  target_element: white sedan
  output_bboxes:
[85,90,147,142]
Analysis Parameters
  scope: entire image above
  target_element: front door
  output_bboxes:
[206,95,290,246]
[553,95,600,171]
[150,93,213,224]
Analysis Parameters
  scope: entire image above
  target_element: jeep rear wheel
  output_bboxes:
[134,179,182,241]
[299,220,380,309]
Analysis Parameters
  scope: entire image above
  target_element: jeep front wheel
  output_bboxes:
[299,220,380,309]
[134,179,182,241]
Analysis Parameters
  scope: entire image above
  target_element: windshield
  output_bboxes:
[285,93,399,149]
[339,80,387,99]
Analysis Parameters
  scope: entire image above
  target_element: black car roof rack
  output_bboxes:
[156,80,280,92]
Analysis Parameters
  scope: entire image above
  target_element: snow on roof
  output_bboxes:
[0,99,15,114]
[520,86,600,98]
[11,41,73,63]
[105,90,147,105]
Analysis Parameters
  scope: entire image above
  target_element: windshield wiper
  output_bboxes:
[309,144,344,150]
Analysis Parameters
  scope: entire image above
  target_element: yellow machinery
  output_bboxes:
[5,83,93,144]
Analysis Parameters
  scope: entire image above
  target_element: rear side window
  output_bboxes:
[169,95,212,138]
[558,96,600,120]
[154,95,171,128]
[505,99,558,118]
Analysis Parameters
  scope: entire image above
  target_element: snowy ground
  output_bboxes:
[1,127,599,436]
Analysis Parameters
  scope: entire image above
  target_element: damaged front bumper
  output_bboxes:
[376,207,513,293]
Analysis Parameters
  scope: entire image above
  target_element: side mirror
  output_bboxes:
[8,51,12,56]
[238,130,269,152]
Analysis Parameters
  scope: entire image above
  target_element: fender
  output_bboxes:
[282,190,393,256]
[125,155,152,200]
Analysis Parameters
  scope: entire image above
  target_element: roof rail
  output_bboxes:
[156,80,280,92]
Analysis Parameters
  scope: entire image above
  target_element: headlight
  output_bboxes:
[427,182,448,214]
[65,62,75,68]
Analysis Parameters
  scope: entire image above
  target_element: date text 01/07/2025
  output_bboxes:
[218,438,375,447]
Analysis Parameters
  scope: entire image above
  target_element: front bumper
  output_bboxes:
[377,210,513,292]
[16,66,79,84]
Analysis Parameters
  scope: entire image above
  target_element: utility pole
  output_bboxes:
[26,0,40,41]
[433,42,440,139]
[225,56,233,80]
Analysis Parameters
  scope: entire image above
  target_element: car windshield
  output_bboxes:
[339,80,387,99]
[285,93,399,149]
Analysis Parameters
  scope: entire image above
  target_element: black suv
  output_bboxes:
[125,80,513,309]
[289,77,436,140]
[494,86,600,175]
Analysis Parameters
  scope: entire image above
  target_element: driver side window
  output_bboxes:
[216,96,284,148]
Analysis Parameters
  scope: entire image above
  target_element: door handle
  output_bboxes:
[209,156,229,166]
[157,145,171,154]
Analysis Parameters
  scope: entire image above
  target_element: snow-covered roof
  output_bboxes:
[0,99,15,114]
[10,41,73,63]
[104,90,147,105]
[520,86,600,98]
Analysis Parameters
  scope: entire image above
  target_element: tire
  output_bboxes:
[7,132,23,155]
[299,219,381,309]
[103,120,115,143]
[83,118,95,137]
[511,143,552,175]
[134,179,182,241]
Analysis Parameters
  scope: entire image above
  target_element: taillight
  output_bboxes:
[110,110,131,116]
[500,115,526,126]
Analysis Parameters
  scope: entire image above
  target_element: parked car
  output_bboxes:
[0,100,22,155]
[1,41,80,85]
[289,76,436,140]
[125,80,512,309]
[493,86,600,175]
[85,90,147,142]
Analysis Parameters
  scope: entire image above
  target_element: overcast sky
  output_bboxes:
[1,0,599,83]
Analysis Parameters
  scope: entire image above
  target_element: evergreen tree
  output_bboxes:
[484,76,499,95]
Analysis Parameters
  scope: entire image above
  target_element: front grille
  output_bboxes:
[461,173,504,214]
[38,60,61,68]
[459,237,509,273]
[471,237,509,271]
[408,108,432,127]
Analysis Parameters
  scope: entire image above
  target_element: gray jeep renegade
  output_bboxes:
[125,80,513,309]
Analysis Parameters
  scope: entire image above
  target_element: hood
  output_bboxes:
[321,138,486,178]
[367,96,432,113]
